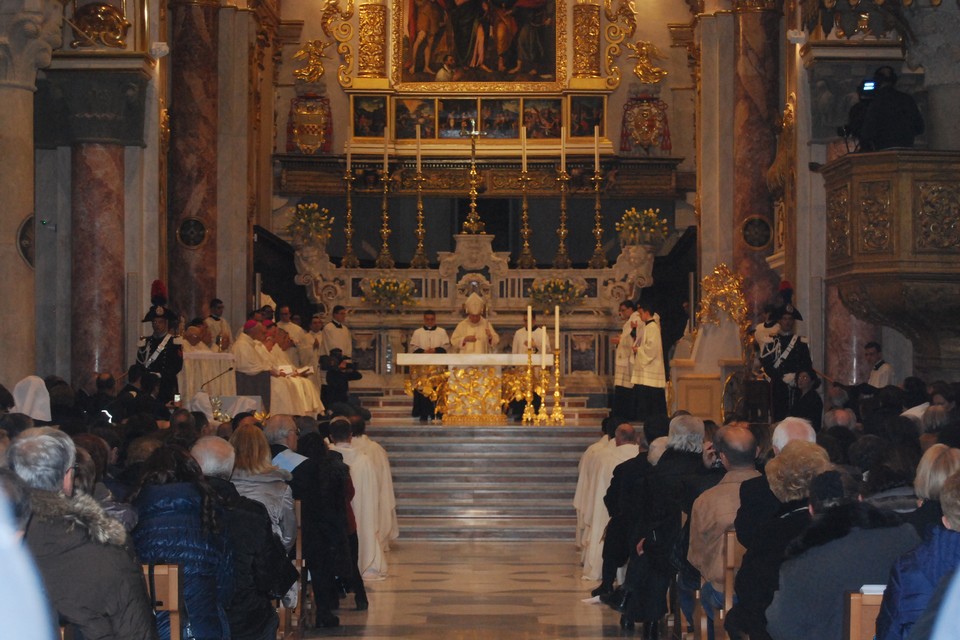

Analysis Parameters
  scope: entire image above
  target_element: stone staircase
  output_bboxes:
[367,422,605,541]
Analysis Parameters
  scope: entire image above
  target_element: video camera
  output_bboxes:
[837,78,876,139]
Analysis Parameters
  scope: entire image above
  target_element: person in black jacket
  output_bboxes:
[192,437,298,640]
[325,349,362,407]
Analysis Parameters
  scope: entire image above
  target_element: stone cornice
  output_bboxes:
[0,0,64,90]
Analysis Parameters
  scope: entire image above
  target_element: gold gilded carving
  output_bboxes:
[358,4,386,78]
[443,366,507,425]
[767,94,796,254]
[69,2,131,49]
[827,185,851,259]
[321,0,355,88]
[696,263,752,361]
[735,0,777,10]
[603,0,637,89]
[292,101,328,154]
[916,182,960,251]
[573,4,601,78]
[293,39,332,83]
[626,40,667,84]
[859,180,892,253]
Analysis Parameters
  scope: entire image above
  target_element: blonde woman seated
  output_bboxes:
[230,424,297,551]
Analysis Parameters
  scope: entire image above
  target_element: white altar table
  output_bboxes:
[177,351,237,400]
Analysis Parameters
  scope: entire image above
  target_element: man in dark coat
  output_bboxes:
[7,430,158,640]
[859,65,924,151]
[191,437,299,640]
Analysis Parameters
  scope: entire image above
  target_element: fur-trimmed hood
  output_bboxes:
[28,488,128,547]
[786,501,904,559]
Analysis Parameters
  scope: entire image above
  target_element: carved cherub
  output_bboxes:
[293,39,333,84]
[626,40,668,85]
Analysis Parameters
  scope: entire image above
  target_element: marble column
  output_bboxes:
[0,0,63,382]
[824,285,881,386]
[168,0,221,320]
[905,3,960,151]
[35,68,150,389]
[732,0,781,316]
[72,146,125,387]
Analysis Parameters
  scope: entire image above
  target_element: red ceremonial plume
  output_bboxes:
[779,280,794,305]
[151,280,168,306]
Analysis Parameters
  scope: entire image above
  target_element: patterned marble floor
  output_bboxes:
[304,540,641,639]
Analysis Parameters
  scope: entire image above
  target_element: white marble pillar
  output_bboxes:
[0,0,63,383]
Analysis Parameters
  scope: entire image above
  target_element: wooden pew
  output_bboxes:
[845,591,884,640]
[143,563,183,640]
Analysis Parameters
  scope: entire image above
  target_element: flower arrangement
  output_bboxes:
[615,207,669,245]
[529,278,585,313]
[361,277,417,311]
[286,202,334,244]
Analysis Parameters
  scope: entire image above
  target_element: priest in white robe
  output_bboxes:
[321,305,352,358]
[277,305,308,366]
[349,419,399,551]
[611,301,641,420]
[328,418,387,580]
[204,297,232,351]
[450,293,499,353]
[574,422,612,548]
[264,324,324,417]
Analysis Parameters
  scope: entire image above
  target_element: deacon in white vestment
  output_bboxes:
[574,425,611,548]
[204,298,232,351]
[277,305,308,367]
[581,424,641,581]
[450,293,499,353]
[349,421,399,550]
[328,419,387,580]
[612,301,641,420]
[408,310,451,421]
[321,305,352,358]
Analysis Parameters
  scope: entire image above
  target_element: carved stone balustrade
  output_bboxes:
[820,150,960,380]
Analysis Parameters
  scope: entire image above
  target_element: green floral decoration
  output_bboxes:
[529,278,585,313]
[286,202,334,244]
[615,207,669,245]
[361,277,417,311]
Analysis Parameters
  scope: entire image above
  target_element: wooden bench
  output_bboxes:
[694,528,746,640]
[845,591,884,640]
[143,563,183,640]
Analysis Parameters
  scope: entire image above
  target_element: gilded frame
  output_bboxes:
[395,97,437,139]
[351,95,389,138]
[392,0,566,93]
[568,95,605,137]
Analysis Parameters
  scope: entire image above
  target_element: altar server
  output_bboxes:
[408,310,451,422]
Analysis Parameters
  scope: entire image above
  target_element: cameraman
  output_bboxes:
[325,348,362,407]
[859,65,924,151]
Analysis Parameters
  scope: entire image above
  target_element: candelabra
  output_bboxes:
[461,119,486,234]
[536,366,550,425]
[342,169,359,268]
[516,170,535,268]
[410,171,429,268]
[375,166,394,269]
[550,351,565,425]
[553,168,572,269]
[588,169,608,268]
[522,343,536,425]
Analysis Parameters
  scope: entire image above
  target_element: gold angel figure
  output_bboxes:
[626,40,668,84]
[293,39,332,83]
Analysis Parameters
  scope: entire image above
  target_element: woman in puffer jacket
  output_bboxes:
[229,424,297,552]
[133,445,234,640]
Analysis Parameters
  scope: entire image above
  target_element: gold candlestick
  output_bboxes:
[522,343,536,425]
[461,119,486,234]
[588,169,608,268]
[536,366,550,425]
[342,169,359,268]
[375,166,394,268]
[410,171,429,268]
[553,168,572,269]
[550,351,565,425]
[516,170,535,268]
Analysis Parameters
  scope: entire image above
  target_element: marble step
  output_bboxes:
[388,456,582,470]
[391,469,577,484]
[396,500,574,518]
[394,483,575,501]
[395,516,576,541]
[368,424,602,438]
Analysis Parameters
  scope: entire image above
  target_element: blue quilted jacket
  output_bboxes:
[133,482,234,640]
[876,525,960,640]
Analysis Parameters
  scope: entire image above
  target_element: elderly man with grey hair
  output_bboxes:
[735,416,816,549]
[191,436,297,640]
[7,429,157,639]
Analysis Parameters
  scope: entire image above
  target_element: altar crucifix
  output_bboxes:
[460,118,486,234]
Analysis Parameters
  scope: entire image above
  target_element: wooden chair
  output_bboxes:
[845,591,884,640]
[694,528,746,640]
[277,500,311,638]
[143,563,183,640]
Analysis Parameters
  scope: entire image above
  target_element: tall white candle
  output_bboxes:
[383,128,389,175]
[554,305,560,350]
[527,305,532,336]
[560,126,566,172]
[345,141,351,172]
[416,124,422,174]
[594,125,600,173]
[541,327,547,368]
[521,127,527,173]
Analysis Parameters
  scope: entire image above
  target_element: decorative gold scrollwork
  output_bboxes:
[916,182,960,251]
[696,264,753,361]
[827,186,850,259]
[293,39,332,84]
[859,181,892,253]
[603,0,637,89]
[321,0,355,88]
[573,4,602,78]
[70,2,131,49]
[358,4,387,77]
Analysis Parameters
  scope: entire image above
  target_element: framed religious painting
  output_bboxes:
[522,98,562,139]
[569,95,605,137]
[395,98,437,139]
[437,98,479,139]
[352,95,388,138]
[392,0,566,92]
[479,98,520,139]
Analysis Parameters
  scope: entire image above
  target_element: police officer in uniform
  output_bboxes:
[136,280,184,404]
